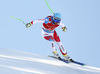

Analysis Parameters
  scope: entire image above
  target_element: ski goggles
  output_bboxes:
[54,19,61,23]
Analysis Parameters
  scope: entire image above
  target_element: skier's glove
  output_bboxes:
[26,21,33,28]
[62,27,67,32]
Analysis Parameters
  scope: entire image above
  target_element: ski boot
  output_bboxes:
[53,51,61,60]
[63,54,73,62]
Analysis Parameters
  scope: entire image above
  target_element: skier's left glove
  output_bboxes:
[26,21,33,28]
[62,27,67,32]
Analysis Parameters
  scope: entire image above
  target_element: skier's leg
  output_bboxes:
[48,39,60,58]
[56,42,67,56]
[53,30,67,55]
[43,36,57,52]
[41,29,60,58]
[53,30,71,61]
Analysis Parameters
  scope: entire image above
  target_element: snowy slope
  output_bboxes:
[0,48,100,74]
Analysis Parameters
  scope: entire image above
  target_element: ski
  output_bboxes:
[48,55,86,66]
[72,60,86,66]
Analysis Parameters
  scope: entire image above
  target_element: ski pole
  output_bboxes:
[45,0,54,14]
[11,16,26,25]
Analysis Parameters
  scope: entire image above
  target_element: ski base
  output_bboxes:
[48,55,86,66]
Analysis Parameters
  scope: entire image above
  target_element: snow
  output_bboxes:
[0,48,100,74]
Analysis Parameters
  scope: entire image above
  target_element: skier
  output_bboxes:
[26,13,71,61]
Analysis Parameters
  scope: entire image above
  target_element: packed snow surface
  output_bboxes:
[0,48,100,74]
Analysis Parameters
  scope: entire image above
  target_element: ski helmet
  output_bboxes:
[53,13,61,21]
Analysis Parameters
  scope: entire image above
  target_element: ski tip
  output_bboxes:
[82,63,86,66]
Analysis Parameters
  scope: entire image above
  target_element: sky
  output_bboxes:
[0,0,100,68]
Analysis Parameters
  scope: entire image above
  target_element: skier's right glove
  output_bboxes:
[26,21,33,28]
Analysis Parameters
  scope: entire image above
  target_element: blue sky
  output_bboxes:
[0,0,100,68]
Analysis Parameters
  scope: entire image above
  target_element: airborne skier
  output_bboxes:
[26,13,72,61]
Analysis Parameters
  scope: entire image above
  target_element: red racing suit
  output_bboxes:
[33,16,67,55]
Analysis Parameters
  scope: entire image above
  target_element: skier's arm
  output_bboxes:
[60,21,67,32]
[26,19,45,28]
[33,19,45,24]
